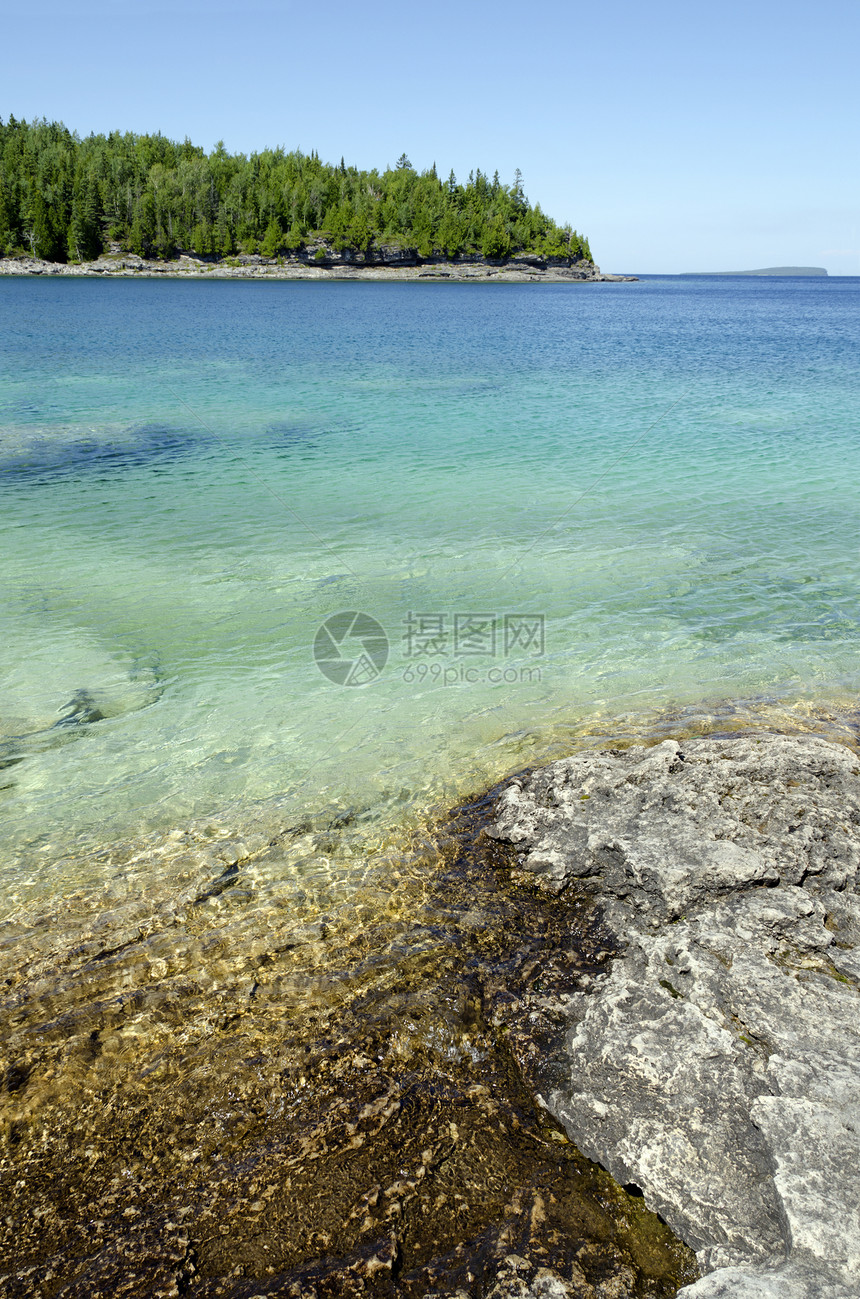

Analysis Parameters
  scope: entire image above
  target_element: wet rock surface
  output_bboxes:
[0,795,694,1297]
[489,733,860,1297]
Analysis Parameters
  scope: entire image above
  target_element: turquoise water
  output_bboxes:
[1,275,859,909]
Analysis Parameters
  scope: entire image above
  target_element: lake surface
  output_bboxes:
[1,274,859,915]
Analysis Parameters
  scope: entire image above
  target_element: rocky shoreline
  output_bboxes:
[490,731,860,1297]
[0,246,635,284]
[3,718,857,1296]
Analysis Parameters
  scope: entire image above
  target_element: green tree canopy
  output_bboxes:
[0,116,593,267]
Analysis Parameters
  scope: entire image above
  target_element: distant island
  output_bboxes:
[0,116,603,278]
[682,267,828,277]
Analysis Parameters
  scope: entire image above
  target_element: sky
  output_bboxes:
[3,0,858,275]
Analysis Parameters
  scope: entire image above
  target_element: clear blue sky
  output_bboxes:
[4,0,858,274]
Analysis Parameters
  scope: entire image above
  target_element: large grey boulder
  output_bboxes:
[489,734,860,1297]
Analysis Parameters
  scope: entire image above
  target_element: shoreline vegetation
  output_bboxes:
[0,116,634,282]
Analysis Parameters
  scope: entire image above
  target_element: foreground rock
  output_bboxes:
[0,247,636,283]
[489,733,860,1297]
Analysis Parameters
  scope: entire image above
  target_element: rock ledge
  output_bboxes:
[489,733,860,1298]
[0,248,636,283]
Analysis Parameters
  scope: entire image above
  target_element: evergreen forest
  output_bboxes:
[0,117,592,265]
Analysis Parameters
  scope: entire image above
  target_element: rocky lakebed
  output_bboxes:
[1,718,858,1297]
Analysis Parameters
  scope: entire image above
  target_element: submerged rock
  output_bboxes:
[0,791,695,1295]
[0,662,164,776]
[488,733,860,1297]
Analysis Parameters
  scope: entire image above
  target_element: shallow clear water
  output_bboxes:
[1,274,859,910]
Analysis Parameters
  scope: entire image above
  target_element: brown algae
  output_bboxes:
[0,783,699,1296]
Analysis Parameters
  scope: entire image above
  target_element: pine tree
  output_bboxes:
[437,209,464,256]
[67,171,102,261]
[0,178,16,253]
[481,215,510,260]
[260,216,282,257]
[218,217,233,256]
[31,188,64,260]
[348,207,371,251]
